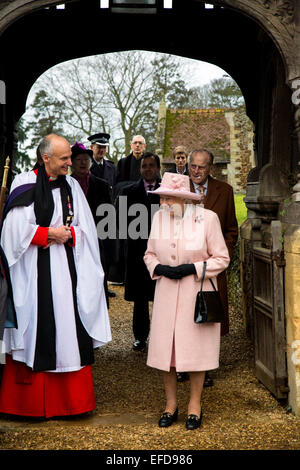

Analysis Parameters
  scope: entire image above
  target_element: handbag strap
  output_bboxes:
[201,261,217,291]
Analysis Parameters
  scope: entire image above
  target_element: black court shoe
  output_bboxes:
[185,411,203,430]
[158,408,178,428]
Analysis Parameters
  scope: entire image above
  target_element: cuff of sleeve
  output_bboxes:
[68,226,76,247]
[194,261,204,281]
[151,261,161,280]
[31,226,49,247]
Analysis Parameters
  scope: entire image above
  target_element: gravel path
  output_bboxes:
[0,285,299,451]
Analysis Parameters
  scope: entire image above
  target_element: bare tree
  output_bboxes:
[27,51,192,160]
[187,75,244,109]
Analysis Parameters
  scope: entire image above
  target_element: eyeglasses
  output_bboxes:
[190,164,210,171]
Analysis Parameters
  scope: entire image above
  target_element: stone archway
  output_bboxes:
[0,0,299,416]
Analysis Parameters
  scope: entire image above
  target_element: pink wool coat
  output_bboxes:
[144,205,230,372]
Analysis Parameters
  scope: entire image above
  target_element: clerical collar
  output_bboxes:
[34,168,56,180]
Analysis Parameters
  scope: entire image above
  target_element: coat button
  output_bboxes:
[171,255,176,260]
[171,243,176,248]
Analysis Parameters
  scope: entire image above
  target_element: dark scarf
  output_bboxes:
[2,165,94,371]
[121,153,142,182]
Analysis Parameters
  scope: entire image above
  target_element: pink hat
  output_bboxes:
[148,172,202,201]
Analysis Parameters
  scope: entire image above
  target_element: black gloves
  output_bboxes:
[154,264,183,279]
[176,263,197,277]
[154,263,196,279]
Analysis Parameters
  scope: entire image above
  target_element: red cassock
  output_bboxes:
[0,355,95,418]
[0,170,111,418]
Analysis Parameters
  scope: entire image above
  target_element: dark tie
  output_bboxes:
[148,184,154,191]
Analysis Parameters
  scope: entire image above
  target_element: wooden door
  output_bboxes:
[252,221,288,399]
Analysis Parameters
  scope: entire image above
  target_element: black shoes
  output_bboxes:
[157,408,203,429]
[158,408,178,428]
[132,340,146,351]
[108,289,116,298]
[185,411,203,430]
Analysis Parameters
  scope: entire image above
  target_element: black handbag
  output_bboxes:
[194,261,224,324]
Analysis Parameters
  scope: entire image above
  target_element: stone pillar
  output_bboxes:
[282,216,300,417]
[225,107,255,193]
[280,101,300,417]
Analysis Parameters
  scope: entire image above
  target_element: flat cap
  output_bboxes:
[88,133,110,146]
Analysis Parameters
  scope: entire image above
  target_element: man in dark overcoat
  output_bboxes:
[110,135,148,285]
[118,152,161,351]
[116,135,147,187]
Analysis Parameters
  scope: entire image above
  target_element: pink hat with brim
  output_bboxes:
[148,172,202,201]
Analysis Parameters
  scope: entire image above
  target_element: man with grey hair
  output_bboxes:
[0,133,111,418]
[110,135,148,285]
[116,135,147,184]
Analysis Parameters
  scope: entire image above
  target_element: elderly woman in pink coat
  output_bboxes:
[144,172,230,430]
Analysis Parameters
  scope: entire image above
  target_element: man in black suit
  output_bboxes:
[70,142,117,306]
[118,152,161,351]
[88,133,117,198]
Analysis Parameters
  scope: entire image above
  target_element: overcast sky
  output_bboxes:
[26,52,227,107]
[181,58,226,87]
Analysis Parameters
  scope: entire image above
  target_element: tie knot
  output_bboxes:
[148,184,154,191]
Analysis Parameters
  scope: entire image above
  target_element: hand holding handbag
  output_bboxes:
[194,261,224,324]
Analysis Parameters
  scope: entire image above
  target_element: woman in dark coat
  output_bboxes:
[70,142,117,306]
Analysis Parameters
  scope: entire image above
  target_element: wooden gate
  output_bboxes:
[252,221,288,399]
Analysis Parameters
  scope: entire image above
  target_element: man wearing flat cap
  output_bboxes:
[88,133,117,197]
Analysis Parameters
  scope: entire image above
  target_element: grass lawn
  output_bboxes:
[234,194,247,226]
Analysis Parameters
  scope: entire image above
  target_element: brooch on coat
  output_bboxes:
[194,214,204,223]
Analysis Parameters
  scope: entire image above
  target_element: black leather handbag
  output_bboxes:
[194,261,224,324]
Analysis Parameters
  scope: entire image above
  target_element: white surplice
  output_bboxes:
[1,171,112,372]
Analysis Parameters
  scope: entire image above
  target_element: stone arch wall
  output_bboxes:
[0,0,300,416]
[0,0,297,83]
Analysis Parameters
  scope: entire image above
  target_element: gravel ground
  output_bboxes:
[0,285,299,451]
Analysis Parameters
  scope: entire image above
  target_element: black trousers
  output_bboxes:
[133,297,150,343]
